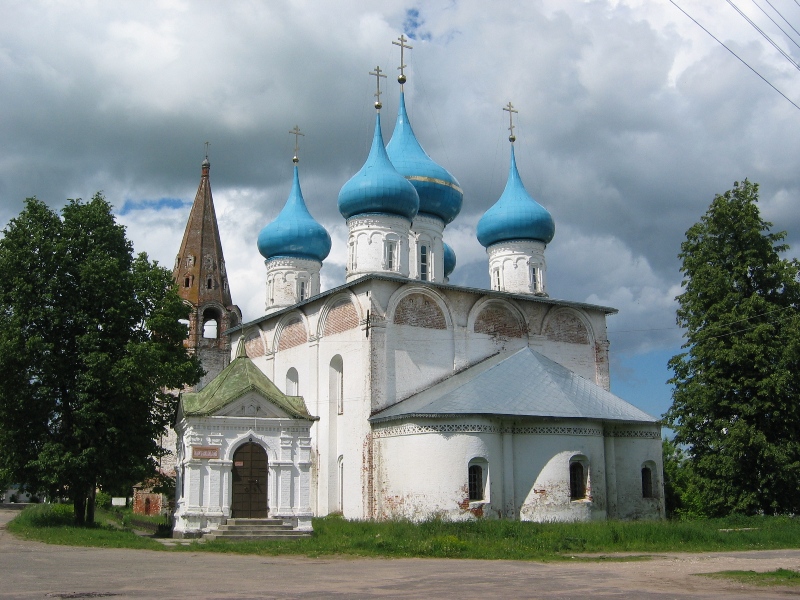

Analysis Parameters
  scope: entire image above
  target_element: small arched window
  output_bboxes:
[203,319,218,339]
[642,462,656,498]
[570,459,587,500]
[286,367,299,396]
[419,244,429,281]
[468,465,484,501]
[202,308,220,339]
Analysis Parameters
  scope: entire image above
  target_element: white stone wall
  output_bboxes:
[373,418,663,523]
[173,415,314,537]
[227,278,650,523]
[345,215,411,281]
[265,257,322,313]
[487,240,548,296]
[408,215,445,282]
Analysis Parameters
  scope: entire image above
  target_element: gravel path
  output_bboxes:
[2,508,799,599]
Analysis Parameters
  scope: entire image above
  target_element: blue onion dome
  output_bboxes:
[476,145,555,248]
[386,93,463,224]
[338,112,419,221]
[257,165,332,262]
[443,242,456,278]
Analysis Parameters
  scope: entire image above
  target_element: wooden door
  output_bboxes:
[231,442,268,518]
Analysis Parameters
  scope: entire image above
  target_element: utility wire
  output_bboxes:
[752,0,800,51]
[726,0,800,72]
[761,0,800,40]
[668,0,800,112]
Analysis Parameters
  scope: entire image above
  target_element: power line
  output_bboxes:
[726,0,800,72]
[669,0,800,112]
[751,0,800,52]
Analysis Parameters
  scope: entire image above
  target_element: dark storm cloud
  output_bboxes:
[1,0,798,360]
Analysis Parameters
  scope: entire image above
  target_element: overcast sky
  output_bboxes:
[2,0,799,420]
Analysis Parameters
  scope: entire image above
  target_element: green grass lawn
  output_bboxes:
[6,504,166,550]
[700,569,800,587]
[8,505,800,561]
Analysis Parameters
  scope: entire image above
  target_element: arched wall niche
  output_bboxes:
[388,287,452,330]
[541,307,593,345]
[274,312,309,352]
[318,293,361,338]
[224,430,278,463]
[243,327,265,358]
[469,298,527,339]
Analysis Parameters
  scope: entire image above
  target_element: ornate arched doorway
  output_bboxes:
[231,442,268,518]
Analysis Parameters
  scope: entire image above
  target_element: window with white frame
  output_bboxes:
[419,244,429,281]
[384,240,398,271]
[467,458,488,501]
[530,264,540,292]
[492,268,501,291]
[298,279,307,301]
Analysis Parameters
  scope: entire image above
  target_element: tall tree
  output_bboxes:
[0,195,202,524]
[665,180,800,516]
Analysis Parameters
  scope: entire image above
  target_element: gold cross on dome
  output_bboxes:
[503,102,519,143]
[370,65,388,110]
[393,34,413,85]
[289,125,304,163]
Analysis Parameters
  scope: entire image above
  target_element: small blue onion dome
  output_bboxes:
[257,165,332,262]
[443,242,457,278]
[476,145,555,248]
[386,93,463,224]
[338,112,419,221]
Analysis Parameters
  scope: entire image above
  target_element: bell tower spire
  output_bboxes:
[173,152,242,389]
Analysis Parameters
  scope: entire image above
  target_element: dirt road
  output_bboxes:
[2,508,798,599]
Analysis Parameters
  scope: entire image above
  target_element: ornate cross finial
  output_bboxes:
[204,141,210,159]
[503,102,519,143]
[289,125,304,164]
[393,34,413,85]
[370,65,388,110]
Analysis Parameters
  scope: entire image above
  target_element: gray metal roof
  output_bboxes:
[370,347,657,424]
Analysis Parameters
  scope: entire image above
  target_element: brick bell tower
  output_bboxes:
[173,153,241,389]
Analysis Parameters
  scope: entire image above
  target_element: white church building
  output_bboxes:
[172,42,664,537]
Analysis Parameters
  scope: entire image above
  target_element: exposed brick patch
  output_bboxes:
[393,294,447,329]
[277,318,307,351]
[474,305,525,338]
[244,330,265,358]
[323,300,359,337]
[133,490,163,516]
[544,310,590,344]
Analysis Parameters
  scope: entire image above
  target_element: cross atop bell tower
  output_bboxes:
[173,153,242,389]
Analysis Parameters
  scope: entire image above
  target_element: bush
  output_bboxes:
[15,503,74,527]
[95,491,112,509]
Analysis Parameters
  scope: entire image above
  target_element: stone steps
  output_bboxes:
[202,517,312,542]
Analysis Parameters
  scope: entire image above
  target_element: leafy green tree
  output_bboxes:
[0,194,202,524]
[665,180,800,516]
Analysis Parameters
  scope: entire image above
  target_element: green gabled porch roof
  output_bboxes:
[180,342,316,420]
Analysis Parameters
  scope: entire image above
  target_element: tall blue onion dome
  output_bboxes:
[443,242,457,278]
[476,145,555,248]
[386,93,463,224]
[338,113,419,221]
[257,165,332,261]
